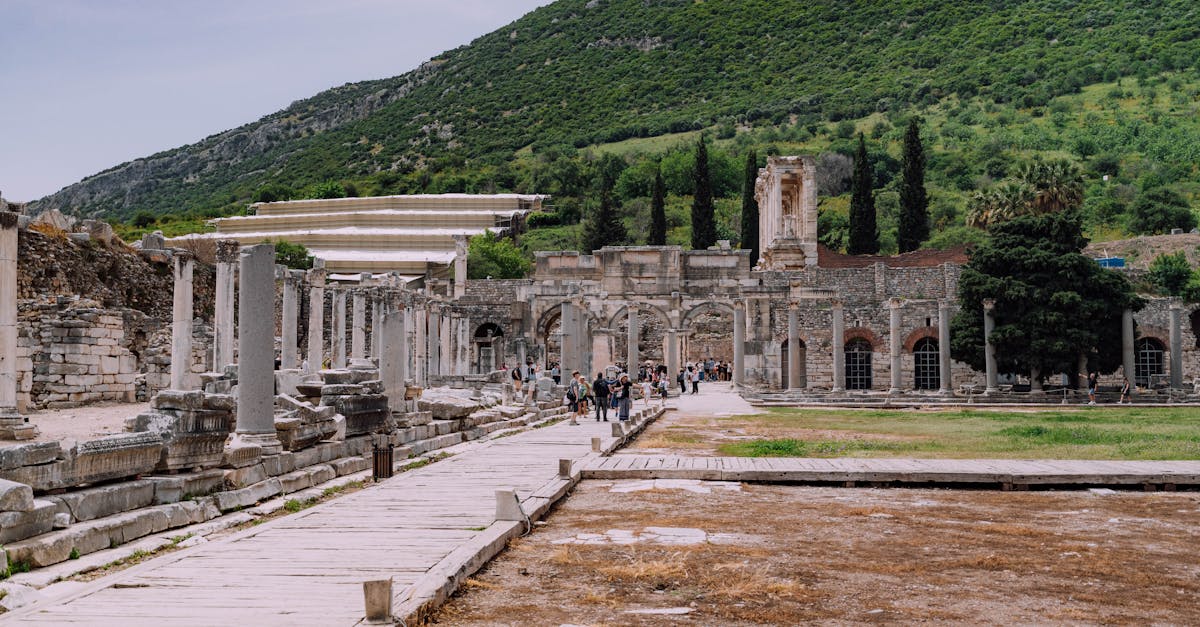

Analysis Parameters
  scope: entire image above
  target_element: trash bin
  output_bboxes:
[373,441,394,480]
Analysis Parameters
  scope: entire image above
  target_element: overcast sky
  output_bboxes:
[0,0,551,202]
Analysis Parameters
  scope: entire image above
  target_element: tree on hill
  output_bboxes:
[897,119,929,253]
[273,240,314,270]
[1128,187,1197,235]
[581,185,627,253]
[739,150,760,266]
[1147,251,1193,296]
[467,231,530,279]
[691,138,717,250]
[847,134,879,255]
[950,210,1143,385]
[965,158,1083,228]
[648,167,667,246]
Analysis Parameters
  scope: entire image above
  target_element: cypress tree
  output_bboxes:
[690,137,717,250]
[897,118,930,253]
[581,185,627,253]
[847,133,879,255]
[739,150,760,267]
[648,166,667,245]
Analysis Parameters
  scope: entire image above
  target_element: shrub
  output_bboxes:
[273,240,314,270]
[1129,187,1196,235]
[131,211,157,228]
[1147,252,1193,296]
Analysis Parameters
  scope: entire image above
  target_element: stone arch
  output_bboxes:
[843,326,882,351]
[608,302,672,365]
[680,301,736,329]
[471,322,504,374]
[1137,326,1169,347]
[903,327,939,353]
[473,322,505,338]
[535,301,601,368]
[607,303,672,331]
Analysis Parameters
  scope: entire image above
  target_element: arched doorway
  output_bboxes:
[1134,337,1165,388]
[913,337,939,390]
[780,338,807,388]
[473,323,503,374]
[845,338,873,390]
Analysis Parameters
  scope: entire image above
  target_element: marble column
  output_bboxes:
[1121,308,1135,388]
[665,328,680,384]
[371,291,384,361]
[379,301,407,413]
[937,299,953,394]
[280,268,300,369]
[983,299,998,393]
[414,307,427,385]
[331,289,347,368]
[351,289,366,360]
[427,309,441,377]
[453,235,468,298]
[170,253,194,390]
[888,298,903,394]
[456,316,470,375]
[0,212,36,439]
[831,299,845,393]
[733,303,746,387]
[1169,302,1183,389]
[212,240,238,372]
[234,243,282,455]
[306,265,325,373]
[560,302,578,376]
[576,302,592,377]
[787,303,801,390]
[440,312,452,375]
[626,305,639,372]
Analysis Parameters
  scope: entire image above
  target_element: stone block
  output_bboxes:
[221,439,263,469]
[305,464,336,486]
[224,463,267,489]
[329,456,369,477]
[146,468,226,504]
[417,395,480,420]
[0,499,56,543]
[46,479,156,523]
[260,452,295,477]
[278,470,312,494]
[213,478,282,512]
[0,478,35,512]
[321,384,364,396]
[0,441,62,470]
[69,432,162,486]
[290,447,321,470]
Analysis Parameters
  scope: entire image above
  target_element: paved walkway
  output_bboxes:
[4,411,647,626]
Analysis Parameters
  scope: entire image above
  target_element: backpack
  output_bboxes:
[566,381,578,402]
[511,368,521,381]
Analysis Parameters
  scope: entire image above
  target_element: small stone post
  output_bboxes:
[352,287,366,360]
[280,268,300,369]
[626,305,639,373]
[937,299,953,394]
[453,235,468,298]
[1121,308,1135,388]
[234,244,282,455]
[831,299,845,393]
[170,252,195,390]
[732,302,746,387]
[306,263,326,372]
[888,298,903,394]
[983,299,998,394]
[0,212,36,439]
[787,303,801,390]
[1169,302,1183,389]
[212,240,238,372]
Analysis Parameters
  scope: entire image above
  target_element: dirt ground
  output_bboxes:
[433,481,1200,625]
[27,401,147,443]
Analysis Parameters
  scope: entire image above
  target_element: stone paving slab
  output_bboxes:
[2,408,662,626]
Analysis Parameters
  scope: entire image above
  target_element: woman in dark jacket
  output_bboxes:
[592,373,610,421]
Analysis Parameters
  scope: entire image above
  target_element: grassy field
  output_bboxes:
[647,406,1200,460]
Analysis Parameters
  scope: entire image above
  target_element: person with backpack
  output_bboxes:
[616,373,633,421]
[677,368,686,394]
[592,372,610,421]
[511,363,523,394]
[566,371,582,425]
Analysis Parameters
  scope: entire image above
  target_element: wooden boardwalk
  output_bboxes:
[5,412,656,626]
[583,455,1200,488]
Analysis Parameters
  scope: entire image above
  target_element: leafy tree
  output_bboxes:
[1128,187,1197,235]
[131,211,156,228]
[690,138,717,250]
[739,150,760,266]
[273,240,314,270]
[581,185,627,253]
[965,181,1036,228]
[950,210,1143,384]
[467,231,531,279]
[253,184,294,204]
[648,167,667,245]
[1016,158,1083,213]
[307,181,346,200]
[1147,251,1193,296]
[847,134,879,255]
[897,119,929,253]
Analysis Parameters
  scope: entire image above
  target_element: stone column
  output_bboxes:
[733,302,746,387]
[577,302,592,377]
[1169,302,1183,389]
[457,316,471,375]
[331,289,347,369]
[830,299,845,392]
[170,253,194,390]
[212,240,238,372]
[666,328,680,384]
[379,301,407,413]
[626,305,639,372]
[559,302,578,376]
[306,264,325,373]
[888,298,903,394]
[440,313,452,375]
[371,291,384,361]
[937,299,953,394]
[414,307,427,385]
[234,244,282,455]
[0,213,36,439]
[983,299,998,393]
[351,289,366,360]
[787,303,801,390]
[279,268,300,369]
[453,235,468,299]
[1121,308,1135,388]
[427,308,441,377]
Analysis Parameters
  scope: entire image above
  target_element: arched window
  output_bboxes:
[913,337,940,390]
[845,338,873,390]
[1134,337,1165,388]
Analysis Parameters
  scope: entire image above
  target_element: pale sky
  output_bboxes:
[0,0,552,202]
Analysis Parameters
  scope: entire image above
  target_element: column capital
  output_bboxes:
[887,297,904,309]
[788,300,799,311]
[829,297,843,308]
[938,298,953,310]
[733,300,746,312]
[982,298,996,311]
[1169,300,1183,311]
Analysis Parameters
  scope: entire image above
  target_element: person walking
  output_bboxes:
[1119,376,1131,404]
[616,373,633,422]
[567,371,582,425]
[691,366,701,394]
[577,372,591,421]
[640,375,653,408]
[592,372,610,421]
[524,360,538,404]
[677,368,686,394]
[1085,371,1098,405]
[511,363,523,394]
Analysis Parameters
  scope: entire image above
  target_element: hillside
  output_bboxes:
[31,0,1200,223]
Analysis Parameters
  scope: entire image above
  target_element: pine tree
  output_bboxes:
[581,185,626,253]
[690,137,717,250]
[739,150,760,266]
[847,133,879,255]
[648,166,667,245]
[897,118,929,253]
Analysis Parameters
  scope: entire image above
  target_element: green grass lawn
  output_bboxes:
[716,407,1200,460]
